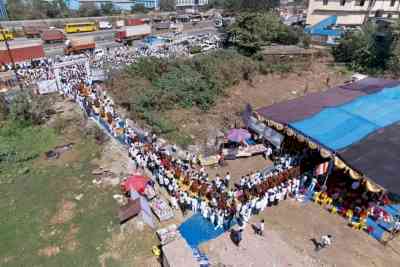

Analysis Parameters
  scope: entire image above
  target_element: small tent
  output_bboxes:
[121,175,150,194]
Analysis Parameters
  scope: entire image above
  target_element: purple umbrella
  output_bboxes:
[227,128,251,143]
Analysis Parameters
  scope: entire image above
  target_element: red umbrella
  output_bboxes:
[121,175,150,194]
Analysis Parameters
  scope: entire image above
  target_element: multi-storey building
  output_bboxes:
[175,0,209,8]
[75,0,159,10]
[307,0,400,26]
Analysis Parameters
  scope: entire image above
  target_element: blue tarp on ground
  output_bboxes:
[179,214,236,248]
[290,85,400,150]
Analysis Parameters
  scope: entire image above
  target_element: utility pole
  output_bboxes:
[0,26,23,91]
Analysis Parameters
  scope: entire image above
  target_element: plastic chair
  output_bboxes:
[324,197,333,206]
[330,206,338,214]
[313,191,321,202]
[346,209,354,222]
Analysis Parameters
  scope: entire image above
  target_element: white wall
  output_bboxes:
[307,0,400,25]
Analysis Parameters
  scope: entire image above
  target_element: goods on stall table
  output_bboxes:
[156,224,179,245]
[237,144,267,157]
[198,154,220,166]
[151,197,174,221]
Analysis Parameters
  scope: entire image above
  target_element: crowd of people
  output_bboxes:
[27,45,308,232]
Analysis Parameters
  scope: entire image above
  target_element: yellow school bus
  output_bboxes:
[0,29,14,41]
[64,22,97,33]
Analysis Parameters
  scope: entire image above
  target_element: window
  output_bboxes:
[323,0,328,5]
[369,0,375,7]
[390,0,396,7]
[375,10,383,17]
[340,0,346,5]
[358,0,365,6]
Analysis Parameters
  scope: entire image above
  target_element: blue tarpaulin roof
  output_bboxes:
[290,85,400,150]
[256,78,400,193]
[305,15,342,37]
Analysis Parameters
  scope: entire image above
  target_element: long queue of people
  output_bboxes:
[51,61,308,230]
[6,41,306,230]
[18,50,307,230]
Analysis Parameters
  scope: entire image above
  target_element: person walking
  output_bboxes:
[232,228,243,247]
[315,234,332,251]
[256,219,265,236]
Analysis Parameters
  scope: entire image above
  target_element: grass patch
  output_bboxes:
[0,119,149,267]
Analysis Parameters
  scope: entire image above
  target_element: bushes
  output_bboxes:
[332,23,394,74]
[227,12,305,55]
[110,50,259,116]
[8,91,52,125]
[0,121,56,164]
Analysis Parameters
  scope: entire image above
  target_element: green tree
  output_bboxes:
[131,4,147,13]
[227,12,300,55]
[78,2,102,17]
[101,2,114,15]
[160,0,176,11]
[332,23,394,74]
[207,0,279,12]
[6,0,28,20]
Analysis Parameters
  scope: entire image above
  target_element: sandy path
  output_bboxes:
[203,227,322,267]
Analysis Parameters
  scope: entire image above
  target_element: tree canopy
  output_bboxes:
[227,12,305,55]
[332,23,395,75]
[207,0,279,12]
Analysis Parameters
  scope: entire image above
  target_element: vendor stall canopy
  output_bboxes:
[256,78,400,194]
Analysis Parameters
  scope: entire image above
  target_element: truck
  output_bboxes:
[64,36,95,55]
[116,20,125,28]
[115,24,151,45]
[126,18,145,26]
[0,40,45,64]
[170,23,184,33]
[98,21,112,30]
[23,25,47,38]
[154,22,170,30]
[41,29,65,43]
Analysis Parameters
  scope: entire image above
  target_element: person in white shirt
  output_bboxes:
[210,209,216,225]
[268,190,275,207]
[202,206,209,219]
[170,196,179,210]
[256,219,265,236]
[191,197,198,213]
[316,234,332,251]
[224,172,231,187]
[275,190,281,206]
[215,211,224,230]
[282,184,288,200]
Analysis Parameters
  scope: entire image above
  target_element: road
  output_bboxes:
[6,20,216,57]
[42,21,217,57]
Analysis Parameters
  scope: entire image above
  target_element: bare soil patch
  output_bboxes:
[165,63,349,146]
[38,246,61,257]
[64,224,80,252]
[206,155,272,184]
[50,200,76,225]
[99,218,160,267]
[203,199,400,267]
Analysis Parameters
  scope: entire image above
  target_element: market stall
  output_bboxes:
[151,197,174,221]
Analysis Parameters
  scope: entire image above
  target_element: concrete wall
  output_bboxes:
[176,0,209,7]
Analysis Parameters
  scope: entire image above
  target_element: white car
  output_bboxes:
[94,49,105,58]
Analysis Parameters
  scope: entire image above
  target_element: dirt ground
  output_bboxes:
[165,62,350,146]
[202,200,400,267]
[206,155,272,185]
